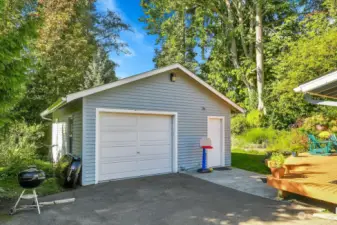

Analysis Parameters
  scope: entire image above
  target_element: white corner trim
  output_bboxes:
[207,116,225,167]
[82,98,86,185]
[64,64,243,113]
[94,108,178,184]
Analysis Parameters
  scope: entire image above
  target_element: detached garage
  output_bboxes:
[41,63,244,185]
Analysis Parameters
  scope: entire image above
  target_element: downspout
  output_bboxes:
[41,114,52,121]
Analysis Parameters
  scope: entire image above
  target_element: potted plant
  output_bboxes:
[269,152,285,179]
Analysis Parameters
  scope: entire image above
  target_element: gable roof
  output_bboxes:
[41,63,244,117]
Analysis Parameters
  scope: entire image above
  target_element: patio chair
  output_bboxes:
[308,134,332,156]
[329,134,337,150]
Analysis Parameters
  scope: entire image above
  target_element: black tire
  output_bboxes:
[71,173,79,189]
[9,208,15,215]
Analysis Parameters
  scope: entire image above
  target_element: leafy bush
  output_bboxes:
[0,121,45,172]
[300,115,336,134]
[233,127,309,153]
[266,130,292,152]
[241,127,277,145]
[246,110,262,128]
[267,129,308,153]
[231,114,248,135]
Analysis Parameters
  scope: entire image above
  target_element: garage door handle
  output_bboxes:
[137,151,140,154]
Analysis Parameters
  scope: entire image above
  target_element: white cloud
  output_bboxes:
[96,0,117,12]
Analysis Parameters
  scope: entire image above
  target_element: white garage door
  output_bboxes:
[98,112,173,181]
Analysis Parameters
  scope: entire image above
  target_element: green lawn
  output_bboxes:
[231,149,270,174]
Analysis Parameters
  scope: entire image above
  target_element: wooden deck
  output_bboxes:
[267,153,337,204]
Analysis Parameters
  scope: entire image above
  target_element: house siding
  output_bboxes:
[82,71,232,185]
[52,100,82,161]
[72,110,82,156]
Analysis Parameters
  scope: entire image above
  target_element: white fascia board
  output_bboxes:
[294,70,337,93]
[40,98,67,117]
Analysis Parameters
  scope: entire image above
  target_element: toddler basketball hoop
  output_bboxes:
[197,137,213,173]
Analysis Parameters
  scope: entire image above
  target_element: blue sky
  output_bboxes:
[95,0,156,78]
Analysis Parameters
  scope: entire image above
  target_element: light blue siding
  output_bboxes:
[81,72,232,185]
[52,100,82,160]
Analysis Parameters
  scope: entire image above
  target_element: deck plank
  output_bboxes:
[267,153,337,204]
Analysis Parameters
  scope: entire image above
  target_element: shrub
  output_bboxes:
[0,121,44,169]
[267,129,308,153]
[231,114,248,135]
[301,115,334,134]
[267,130,292,152]
[289,129,308,152]
[246,110,262,128]
[241,127,277,145]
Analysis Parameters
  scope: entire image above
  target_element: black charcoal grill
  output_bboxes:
[9,166,46,215]
[18,167,46,189]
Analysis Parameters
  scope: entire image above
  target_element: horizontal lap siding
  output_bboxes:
[72,111,82,157]
[53,100,82,161]
[82,72,231,185]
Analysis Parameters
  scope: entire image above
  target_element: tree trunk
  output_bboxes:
[255,1,265,113]
[225,0,239,68]
[235,0,249,58]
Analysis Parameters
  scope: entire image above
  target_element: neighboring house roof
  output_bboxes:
[294,70,337,107]
[294,70,337,97]
[41,63,244,117]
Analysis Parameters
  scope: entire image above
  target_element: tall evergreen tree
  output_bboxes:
[83,47,118,89]
[0,0,39,125]
[18,0,130,123]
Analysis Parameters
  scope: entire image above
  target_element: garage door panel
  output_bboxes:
[100,161,138,175]
[101,131,137,142]
[138,158,171,171]
[98,112,173,182]
[99,168,171,181]
[139,131,171,141]
[100,155,139,164]
[138,116,171,131]
[100,127,137,132]
[137,145,171,156]
[100,113,137,127]
[100,141,137,148]
[100,146,138,158]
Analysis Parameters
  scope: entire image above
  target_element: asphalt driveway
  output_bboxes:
[0,174,335,225]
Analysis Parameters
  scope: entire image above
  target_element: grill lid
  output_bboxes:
[18,166,46,182]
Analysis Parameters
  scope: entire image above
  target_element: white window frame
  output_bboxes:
[207,116,225,167]
[95,108,178,184]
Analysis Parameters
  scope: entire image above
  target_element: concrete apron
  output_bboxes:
[186,168,278,200]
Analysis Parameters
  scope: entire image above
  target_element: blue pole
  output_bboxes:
[202,148,207,170]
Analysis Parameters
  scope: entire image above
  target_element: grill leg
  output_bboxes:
[13,190,25,209]
[33,189,40,214]
[9,189,25,215]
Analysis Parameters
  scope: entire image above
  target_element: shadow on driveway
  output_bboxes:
[0,174,334,225]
